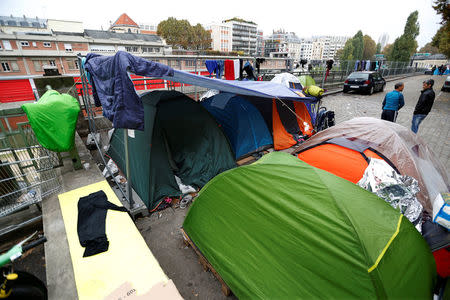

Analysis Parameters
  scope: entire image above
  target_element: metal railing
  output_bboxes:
[0,108,62,221]
[260,60,427,90]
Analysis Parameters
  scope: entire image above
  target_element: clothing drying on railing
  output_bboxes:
[84,51,174,130]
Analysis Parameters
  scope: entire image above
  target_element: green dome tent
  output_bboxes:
[183,152,436,299]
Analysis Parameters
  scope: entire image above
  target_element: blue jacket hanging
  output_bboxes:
[205,60,218,77]
[84,51,174,130]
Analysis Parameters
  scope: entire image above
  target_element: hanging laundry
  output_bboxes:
[205,60,218,77]
[234,60,240,80]
[243,61,257,80]
[365,60,371,71]
[255,58,265,74]
[354,60,360,71]
[84,51,174,130]
[216,60,224,79]
[77,190,128,257]
[224,60,235,80]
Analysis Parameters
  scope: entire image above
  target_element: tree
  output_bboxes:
[157,18,211,50]
[376,43,382,54]
[191,23,211,50]
[362,35,377,59]
[431,0,450,57]
[419,42,440,54]
[351,30,364,60]
[382,43,393,58]
[388,11,420,61]
[339,38,355,61]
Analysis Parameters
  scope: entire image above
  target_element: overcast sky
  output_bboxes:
[0,0,442,48]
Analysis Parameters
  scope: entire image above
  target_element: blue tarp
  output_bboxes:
[201,93,273,159]
[161,70,318,102]
[84,51,174,130]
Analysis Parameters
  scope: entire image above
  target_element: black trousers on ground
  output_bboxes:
[381,109,398,122]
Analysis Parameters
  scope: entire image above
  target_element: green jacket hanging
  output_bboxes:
[22,90,80,152]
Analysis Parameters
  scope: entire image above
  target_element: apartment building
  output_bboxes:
[264,30,309,61]
[205,22,233,52]
[310,36,349,60]
[0,15,168,77]
[223,18,257,55]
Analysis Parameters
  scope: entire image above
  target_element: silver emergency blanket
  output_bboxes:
[358,158,423,231]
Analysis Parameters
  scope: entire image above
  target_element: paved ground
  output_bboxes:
[322,74,450,169]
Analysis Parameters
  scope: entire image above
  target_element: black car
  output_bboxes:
[343,71,386,95]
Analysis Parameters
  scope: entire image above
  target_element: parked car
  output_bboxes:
[343,71,386,95]
[424,68,433,75]
[441,76,450,92]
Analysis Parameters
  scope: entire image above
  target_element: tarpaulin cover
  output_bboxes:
[107,90,235,209]
[201,93,273,159]
[183,152,436,299]
[293,117,449,216]
[161,70,319,103]
[84,51,174,130]
[22,90,80,152]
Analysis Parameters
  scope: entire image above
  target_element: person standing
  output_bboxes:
[411,79,435,134]
[381,82,405,122]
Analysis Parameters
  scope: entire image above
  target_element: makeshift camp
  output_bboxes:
[183,152,436,299]
[201,93,273,159]
[107,90,236,210]
[294,117,449,216]
[298,75,316,87]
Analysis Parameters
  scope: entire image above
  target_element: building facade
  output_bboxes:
[0,15,168,77]
[223,18,257,55]
[205,22,232,52]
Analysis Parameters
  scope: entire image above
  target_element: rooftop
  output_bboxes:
[0,15,46,29]
[84,29,162,42]
[111,13,139,28]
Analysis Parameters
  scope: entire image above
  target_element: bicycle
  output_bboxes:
[0,232,47,299]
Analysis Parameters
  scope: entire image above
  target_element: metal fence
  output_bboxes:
[0,108,62,229]
[260,60,427,90]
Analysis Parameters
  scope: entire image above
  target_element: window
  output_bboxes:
[20,41,29,47]
[142,47,155,53]
[10,61,19,71]
[33,60,42,71]
[125,46,138,53]
[0,44,2,50]
[67,59,79,70]
[1,62,11,71]
[2,40,12,50]
[32,42,37,47]
[49,60,56,66]
[43,42,51,47]
[64,43,73,52]
[90,44,115,52]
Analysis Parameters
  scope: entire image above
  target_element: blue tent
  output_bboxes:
[201,93,273,159]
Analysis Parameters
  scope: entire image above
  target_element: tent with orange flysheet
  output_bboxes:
[293,117,449,216]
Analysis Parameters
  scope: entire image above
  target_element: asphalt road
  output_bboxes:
[321,74,450,169]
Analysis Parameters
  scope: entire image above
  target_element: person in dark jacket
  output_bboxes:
[411,79,435,134]
[381,82,405,122]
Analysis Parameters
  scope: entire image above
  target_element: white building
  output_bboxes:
[223,18,257,55]
[205,22,232,52]
[311,36,349,60]
[264,30,304,60]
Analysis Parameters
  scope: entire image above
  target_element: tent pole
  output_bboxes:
[124,130,134,208]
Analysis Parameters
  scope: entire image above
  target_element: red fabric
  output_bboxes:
[224,60,235,80]
[433,247,450,278]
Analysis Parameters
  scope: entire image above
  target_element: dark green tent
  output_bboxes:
[183,152,436,299]
[108,90,235,210]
